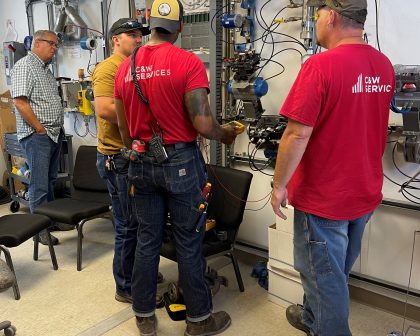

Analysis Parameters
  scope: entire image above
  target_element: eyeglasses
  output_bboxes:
[313,5,328,21]
[38,38,60,48]
[116,20,142,30]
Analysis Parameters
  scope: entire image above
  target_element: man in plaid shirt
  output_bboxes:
[11,30,64,245]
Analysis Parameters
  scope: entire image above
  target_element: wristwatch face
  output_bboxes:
[158,3,171,16]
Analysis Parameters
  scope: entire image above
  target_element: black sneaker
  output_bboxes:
[33,230,59,246]
[136,315,157,336]
[286,305,311,335]
[185,311,231,336]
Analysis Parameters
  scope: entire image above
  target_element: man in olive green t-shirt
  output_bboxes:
[92,18,150,304]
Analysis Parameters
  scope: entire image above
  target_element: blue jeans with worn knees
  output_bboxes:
[97,152,137,295]
[20,131,63,213]
[293,209,373,336]
[129,145,212,320]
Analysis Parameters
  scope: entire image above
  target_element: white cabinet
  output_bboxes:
[357,204,420,292]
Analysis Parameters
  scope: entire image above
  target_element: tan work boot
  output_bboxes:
[136,315,157,336]
[184,311,231,336]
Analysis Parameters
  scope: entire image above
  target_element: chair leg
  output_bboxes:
[77,220,87,271]
[46,230,58,271]
[0,246,20,300]
[227,252,245,292]
[33,234,39,261]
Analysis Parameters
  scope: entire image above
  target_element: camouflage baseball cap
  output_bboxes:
[307,0,367,24]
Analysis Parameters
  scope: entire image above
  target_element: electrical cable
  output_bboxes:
[374,0,381,51]
[392,142,420,181]
[390,96,411,114]
[245,192,272,211]
[256,1,280,58]
[206,163,271,203]
[260,59,285,81]
[199,138,273,204]
[254,3,306,78]
[64,24,104,37]
[382,142,420,204]
[247,142,274,177]
[73,113,88,137]
[209,3,303,47]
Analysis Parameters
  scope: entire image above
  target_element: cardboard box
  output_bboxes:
[0,90,17,162]
[275,205,294,234]
[268,258,300,279]
[268,224,294,266]
[268,267,304,308]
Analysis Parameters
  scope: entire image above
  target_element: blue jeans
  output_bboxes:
[293,209,373,336]
[97,152,137,295]
[129,144,212,320]
[20,132,63,213]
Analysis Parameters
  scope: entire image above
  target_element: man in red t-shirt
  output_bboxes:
[270,1,395,335]
[114,1,237,335]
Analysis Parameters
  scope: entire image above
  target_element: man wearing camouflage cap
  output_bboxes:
[271,0,395,335]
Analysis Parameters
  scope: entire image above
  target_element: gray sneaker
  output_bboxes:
[33,230,59,246]
[0,259,15,292]
[185,311,231,336]
[136,315,157,336]
[286,305,311,335]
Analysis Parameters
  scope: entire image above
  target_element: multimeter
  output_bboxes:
[223,120,245,135]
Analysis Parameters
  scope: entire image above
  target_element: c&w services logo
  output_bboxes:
[352,74,392,94]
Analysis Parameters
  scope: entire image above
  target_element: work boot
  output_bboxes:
[136,315,157,336]
[185,311,231,336]
[115,292,164,308]
[33,230,59,246]
[115,291,133,304]
[50,223,75,231]
[286,304,311,335]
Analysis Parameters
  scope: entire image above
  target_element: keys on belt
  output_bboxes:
[105,156,116,171]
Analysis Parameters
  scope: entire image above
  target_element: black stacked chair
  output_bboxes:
[0,214,58,300]
[34,146,111,271]
[161,164,253,292]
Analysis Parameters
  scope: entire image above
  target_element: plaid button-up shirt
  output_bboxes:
[11,52,63,142]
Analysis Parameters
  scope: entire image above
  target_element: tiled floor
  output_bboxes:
[0,202,418,336]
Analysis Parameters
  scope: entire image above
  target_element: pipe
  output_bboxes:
[54,7,67,35]
[65,5,88,39]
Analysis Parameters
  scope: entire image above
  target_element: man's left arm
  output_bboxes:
[271,119,313,219]
[115,98,132,148]
[94,96,117,124]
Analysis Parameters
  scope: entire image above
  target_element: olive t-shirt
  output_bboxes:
[92,54,125,155]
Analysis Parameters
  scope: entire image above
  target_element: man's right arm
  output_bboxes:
[14,97,46,134]
[115,98,133,148]
[184,88,237,145]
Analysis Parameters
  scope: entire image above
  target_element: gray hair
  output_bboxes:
[32,30,57,48]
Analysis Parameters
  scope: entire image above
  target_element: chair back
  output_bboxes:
[72,146,109,203]
[205,164,253,242]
